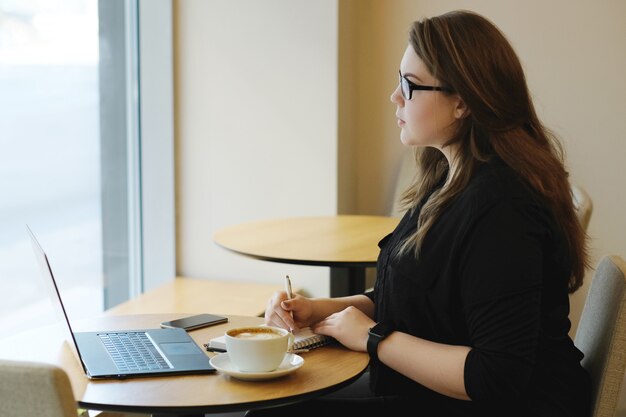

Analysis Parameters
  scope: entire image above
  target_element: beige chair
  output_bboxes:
[0,359,82,417]
[0,359,137,417]
[574,255,626,417]
[572,184,593,232]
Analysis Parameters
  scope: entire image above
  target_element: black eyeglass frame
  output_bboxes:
[398,71,453,100]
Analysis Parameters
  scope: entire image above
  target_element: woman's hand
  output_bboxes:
[264,291,314,331]
[311,306,375,352]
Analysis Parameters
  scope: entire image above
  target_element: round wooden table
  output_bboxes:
[214,215,399,296]
[0,314,369,416]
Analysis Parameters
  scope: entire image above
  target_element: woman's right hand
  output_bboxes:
[264,291,314,331]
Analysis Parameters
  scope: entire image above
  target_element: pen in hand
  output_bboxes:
[284,275,294,331]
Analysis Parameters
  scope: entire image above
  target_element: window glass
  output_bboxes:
[0,0,102,339]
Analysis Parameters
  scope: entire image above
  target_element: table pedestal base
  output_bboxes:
[330,267,368,297]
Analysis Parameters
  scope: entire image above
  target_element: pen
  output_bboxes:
[285,275,294,331]
[285,275,293,300]
[203,344,226,353]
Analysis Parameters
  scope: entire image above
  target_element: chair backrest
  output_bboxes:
[574,255,626,417]
[572,184,593,232]
[390,150,417,218]
[0,359,78,417]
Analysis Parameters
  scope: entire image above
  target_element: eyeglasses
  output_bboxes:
[398,70,453,100]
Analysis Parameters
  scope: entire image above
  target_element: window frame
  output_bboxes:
[138,0,176,294]
[100,0,175,309]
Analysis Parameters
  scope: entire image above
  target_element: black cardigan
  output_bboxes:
[365,159,590,417]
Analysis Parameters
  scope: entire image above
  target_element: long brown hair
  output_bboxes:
[399,10,589,292]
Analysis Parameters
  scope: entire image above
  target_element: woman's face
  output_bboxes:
[390,46,464,150]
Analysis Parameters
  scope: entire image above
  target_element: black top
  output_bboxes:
[365,159,590,417]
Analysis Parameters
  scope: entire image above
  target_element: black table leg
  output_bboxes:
[330,267,366,297]
[348,267,365,295]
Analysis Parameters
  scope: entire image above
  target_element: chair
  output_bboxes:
[0,359,134,417]
[572,184,593,232]
[574,255,626,417]
[0,359,81,417]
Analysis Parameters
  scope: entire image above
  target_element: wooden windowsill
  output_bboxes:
[105,277,288,317]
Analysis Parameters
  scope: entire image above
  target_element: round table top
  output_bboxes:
[0,314,369,414]
[213,215,399,267]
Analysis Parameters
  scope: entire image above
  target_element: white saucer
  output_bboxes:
[209,353,304,381]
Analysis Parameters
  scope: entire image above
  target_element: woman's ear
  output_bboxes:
[454,96,470,119]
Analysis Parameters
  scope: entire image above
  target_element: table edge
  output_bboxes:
[214,242,379,267]
[78,366,368,414]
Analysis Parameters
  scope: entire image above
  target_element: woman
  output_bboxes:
[249,10,590,417]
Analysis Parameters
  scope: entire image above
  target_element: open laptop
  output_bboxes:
[27,225,215,379]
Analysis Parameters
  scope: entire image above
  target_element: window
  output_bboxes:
[0,0,174,340]
[0,0,103,339]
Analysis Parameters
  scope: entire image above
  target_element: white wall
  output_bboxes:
[174,0,339,297]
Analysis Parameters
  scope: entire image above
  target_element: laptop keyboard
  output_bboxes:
[98,332,171,372]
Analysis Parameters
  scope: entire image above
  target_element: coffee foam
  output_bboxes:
[228,327,283,339]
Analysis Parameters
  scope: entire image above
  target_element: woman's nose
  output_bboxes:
[390,84,403,105]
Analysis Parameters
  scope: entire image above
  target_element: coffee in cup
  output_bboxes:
[225,326,293,372]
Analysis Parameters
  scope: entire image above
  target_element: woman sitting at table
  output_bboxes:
[249,9,590,417]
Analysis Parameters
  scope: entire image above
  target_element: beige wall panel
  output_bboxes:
[175,0,339,297]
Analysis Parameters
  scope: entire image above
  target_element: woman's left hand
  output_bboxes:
[311,306,375,352]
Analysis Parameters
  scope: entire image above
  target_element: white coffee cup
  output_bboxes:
[225,326,294,372]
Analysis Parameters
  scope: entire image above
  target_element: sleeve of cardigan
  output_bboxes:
[459,199,547,402]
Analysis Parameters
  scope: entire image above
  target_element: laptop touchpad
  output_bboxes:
[160,342,199,355]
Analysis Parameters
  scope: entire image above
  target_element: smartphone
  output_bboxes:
[160,313,228,331]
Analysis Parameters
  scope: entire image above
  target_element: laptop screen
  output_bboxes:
[26,225,88,373]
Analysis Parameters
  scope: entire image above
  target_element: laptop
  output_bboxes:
[26,225,215,379]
